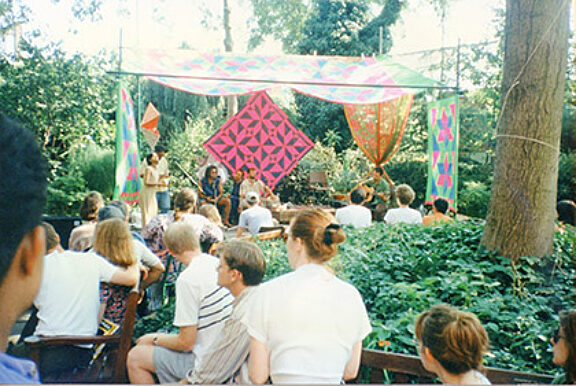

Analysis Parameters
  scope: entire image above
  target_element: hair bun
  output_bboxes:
[324,223,341,246]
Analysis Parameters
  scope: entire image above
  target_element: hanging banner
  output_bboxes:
[113,83,141,203]
[344,94,414,166]
[425,96,459,211]
[204,91,314,189]
[140,102,161,150]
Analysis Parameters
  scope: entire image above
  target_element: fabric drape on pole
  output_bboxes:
[425,96,459,211]
[121,48,439,105]
[344,94,414,167]
[113,82,141,203]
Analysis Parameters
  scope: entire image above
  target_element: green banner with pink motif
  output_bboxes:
[426,96,459,211]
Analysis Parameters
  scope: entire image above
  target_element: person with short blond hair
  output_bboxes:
[415,304,490,384]
[384,183,423,225]
[127,223,232,384]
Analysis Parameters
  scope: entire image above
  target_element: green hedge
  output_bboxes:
[135,221,576,376]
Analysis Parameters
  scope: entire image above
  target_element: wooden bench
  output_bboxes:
[357,349,555,384]
[25,285,140,383]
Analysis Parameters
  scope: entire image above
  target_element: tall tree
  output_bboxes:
[481,0,570,259]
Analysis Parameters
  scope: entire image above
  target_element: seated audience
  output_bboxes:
[384,184,423,225]
[423,198,453,226]
[127,223,233,384]
[248,209,371,384]
[199,204,224,229]
[108,200,146,243]
[239,167,275,209]
[69,191,104,251]
[360,166,390,221]
[93,218,139,325]
[551,310,576,383]
[415,304,490,385]
[236,192,275,237]
[335,188,372,228]
[31,222,139,377]
[0,114,47,384]
[184,240,266,384]
[198,165,231,227]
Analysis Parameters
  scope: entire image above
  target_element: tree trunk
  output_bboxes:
[223,0,238,117]
[481,0,570,259]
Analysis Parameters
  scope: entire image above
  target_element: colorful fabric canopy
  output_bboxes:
[204,91,314,189]
[344,94,414,167]
[121,48,439,105]
[425,96,459,211]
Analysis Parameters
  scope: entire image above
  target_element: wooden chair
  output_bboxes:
[25,285,140,384]
[356,349,555,384]
[309,170,331,204]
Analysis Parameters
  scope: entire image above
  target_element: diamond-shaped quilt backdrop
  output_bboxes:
[425,96,459,211]
[204,91,313,189]
[344,94,414,166]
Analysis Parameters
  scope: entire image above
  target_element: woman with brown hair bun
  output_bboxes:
[69,191,104,251]
[552,310,576,383]
[248,209,371,384]
[415,304,491,384]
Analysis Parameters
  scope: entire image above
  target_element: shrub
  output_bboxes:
[458,181,492,218]
[71,143,115,198]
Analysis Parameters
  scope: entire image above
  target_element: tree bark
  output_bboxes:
[481,0,570,259]
[223,0,238,117]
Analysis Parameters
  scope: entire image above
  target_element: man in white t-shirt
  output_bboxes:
[31,222,139,376]
[335,188,372,228]
[127,223,233,384]
[236,192,275,237]
[384,184,423,225]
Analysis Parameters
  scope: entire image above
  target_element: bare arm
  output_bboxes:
[144,168,158,187]
[109,264,139,287]
[140,263,164,290]
[249,337,270,384]
[136,325,197,351]
[342,341,363,381]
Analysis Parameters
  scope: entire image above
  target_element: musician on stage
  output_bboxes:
[358,166,390,221]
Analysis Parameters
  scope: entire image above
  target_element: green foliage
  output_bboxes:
[70,143,115,198]
[457,181,491,219]
[134,222,576,377]
[45,168,87,216]
[558,152,576,201]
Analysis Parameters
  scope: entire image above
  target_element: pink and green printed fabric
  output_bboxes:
[113,83,141,204]
[121,48,437,105]
[204,91,314,189]
[425,96,459,211]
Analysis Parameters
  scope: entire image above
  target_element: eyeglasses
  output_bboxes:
[553,328,566,344]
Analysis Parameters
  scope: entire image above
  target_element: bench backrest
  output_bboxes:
[359,349,555,384]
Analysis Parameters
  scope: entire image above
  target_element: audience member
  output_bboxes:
[236,192,275,237]
[335,188,372,228]
[423,198,453,226]
[127,223,233,384]
[184,240,266,384]
[239,167,275,209]
[69,191,104,251]
[199,204,224,228]
[415,304,490,385]
[552,310,576,383]
[384,184,423,225]
[108,200,146,243]
[31,222,139,377]
[93,219,139,325]
[248,209,371,384]
[0,114,47,383]
[199,165,231,227]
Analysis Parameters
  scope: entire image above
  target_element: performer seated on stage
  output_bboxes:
[357,166,390,221]
[239,167,277,210]
[199,165,232,227]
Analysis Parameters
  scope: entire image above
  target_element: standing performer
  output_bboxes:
[141,153,161,228]
[140,146,170,214]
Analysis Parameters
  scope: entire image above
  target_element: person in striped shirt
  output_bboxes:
[184,240,266,384]
[127,223,233,384]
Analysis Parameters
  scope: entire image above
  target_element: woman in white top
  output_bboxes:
[415,304,491,385]
[248,209,372,384]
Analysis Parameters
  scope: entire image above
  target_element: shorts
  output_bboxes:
[153,346,197,384]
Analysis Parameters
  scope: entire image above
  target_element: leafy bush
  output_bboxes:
[134,221,576,377]
[71,143,115,198]
[458,181,492,218]
[558,151,576,201]
[45,170,87,216]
